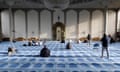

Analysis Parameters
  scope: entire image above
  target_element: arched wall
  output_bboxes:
[106,10,116,36]
[118,10,120,32]
[0,9,118,40]
[1,10,10,37]
[27,10,39,38]
[40,10,52,39]
[14,10,26,38]
[66,10,77,39]
[79,10,90,38]
[91,10,104,38]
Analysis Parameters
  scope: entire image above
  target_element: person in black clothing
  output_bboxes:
[66,42,71,49]
[61,39,65,43]
[8,47,13,56]
[87,34,91,47]
[40,45,50,57]
[8,47,17,56]
[101,33,109,58]
[28,40,32,46]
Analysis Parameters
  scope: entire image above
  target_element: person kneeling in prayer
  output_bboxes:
[66,42,71,49]
[8,47,17,56]
[40,45,50,57]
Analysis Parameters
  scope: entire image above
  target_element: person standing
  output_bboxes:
[101,33,109,58]
[87,34,91,47]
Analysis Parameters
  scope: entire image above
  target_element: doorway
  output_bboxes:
[52,22,65,40]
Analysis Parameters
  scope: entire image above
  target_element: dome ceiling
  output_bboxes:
[0,0,119,9]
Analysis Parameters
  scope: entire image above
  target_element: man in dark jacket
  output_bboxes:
[101,33,109,58]
[87,34,91,47]
[40,45,50,57]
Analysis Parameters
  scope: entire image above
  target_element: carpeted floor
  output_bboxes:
[0,41,120,72]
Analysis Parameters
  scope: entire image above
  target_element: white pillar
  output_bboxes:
[64,11,66,39]
[115,9,119,40]
[103,9,107,33]
[38,10,41,39]
[51,10,54,40]
[77,11,79,39]
[0,10,2,41]
[89,11,92,35]
[25,10,28,39]
[9,7,14,42]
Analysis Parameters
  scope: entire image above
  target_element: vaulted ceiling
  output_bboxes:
[0,0,120,9]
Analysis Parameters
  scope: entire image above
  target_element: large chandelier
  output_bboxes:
[43,0,70,10]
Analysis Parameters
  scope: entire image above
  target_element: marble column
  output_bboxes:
[51,10,54,40]
[25,10,28,39]
[0,10,2,41]
[64,11,67,39]
[103,9,107,33]
[77,11,79,39]
[89,10,93,35]
[9,7,14,42]
[64,11,66,25]
[115,9,119,40]
[38,10,41,39]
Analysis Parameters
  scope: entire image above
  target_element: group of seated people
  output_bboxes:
[28,40,39,46]
[23,39,45,46]
[8,40,72,57]
[8,34,116,57]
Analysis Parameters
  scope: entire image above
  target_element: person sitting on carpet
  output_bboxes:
[61,39,65,43]
[66,42,71,49]
[40,45,50,57]
[108,34,115,44]
[8,47,17,56]
[77,39,82,44]
[83,39,88,43]
[28,40,32,46]
[32,40,39,46]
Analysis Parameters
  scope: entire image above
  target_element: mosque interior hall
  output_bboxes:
[0,0,120,72]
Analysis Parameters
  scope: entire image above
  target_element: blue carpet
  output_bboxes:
[0,41,120,72]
